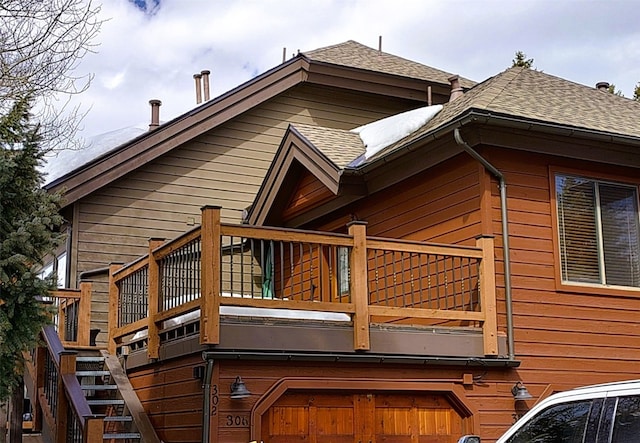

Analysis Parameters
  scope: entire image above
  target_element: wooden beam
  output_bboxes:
[107,263,123,355]
[76,282,92,347]
[147,238,165,360]
[477,236,498,356]
[348,221,370,351]
[201,206,221,345]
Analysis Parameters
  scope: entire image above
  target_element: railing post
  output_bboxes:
[348,221,370,351]
[77,282,92,346]
[56,350,76,443]
[148,238,165,360]
[84,416,104,443]
[108,263,123,355]
[201,206,221,345]
[57,300,65,342]
[34,345,46,432]
[476,235,498,355]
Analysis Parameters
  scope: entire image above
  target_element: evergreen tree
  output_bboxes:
[512,51,534,68]
[633,82,640,102]
[0,97,63,400]
[607,84,624,97]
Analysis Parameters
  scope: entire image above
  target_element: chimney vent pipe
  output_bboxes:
[149,99,161,131]
[596,81,610,92]
[448,75,464,101]
[201,70,211,102]
[194,73,203,104]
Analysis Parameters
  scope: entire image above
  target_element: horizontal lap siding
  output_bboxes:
[127,354,203,443]
[74,85,422,343]
[316,154,482,244]
[487,147,640,404]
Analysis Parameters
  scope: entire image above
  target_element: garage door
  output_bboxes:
[262,391,466,443]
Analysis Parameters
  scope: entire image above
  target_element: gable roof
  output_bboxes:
[46,40,470,207]
[368,67,640,162]
[250,67,640,226]
[304,41,475,88]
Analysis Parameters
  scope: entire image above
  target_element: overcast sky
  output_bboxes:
[68,0,640,142]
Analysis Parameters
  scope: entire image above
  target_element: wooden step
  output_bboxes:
[102,432,140,440]
[76,356,105,362]
[76,370,110,377]
[80,384,118,391]
[104,416,133,422]
[87,399,125,406]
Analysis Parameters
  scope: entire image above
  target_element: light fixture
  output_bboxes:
[193,366,205,380]
[230,376,251,399]
[511,381,533,400]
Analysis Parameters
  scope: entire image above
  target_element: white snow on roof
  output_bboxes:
[42,124,148,184]
[350,104,443,163]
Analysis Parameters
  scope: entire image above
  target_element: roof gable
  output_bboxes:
[47,40,470,208]
[303,40,475,88]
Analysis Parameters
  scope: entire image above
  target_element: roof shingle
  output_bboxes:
[303,40,475,88]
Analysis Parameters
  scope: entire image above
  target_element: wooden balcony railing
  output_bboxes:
[25,325,104,443]
[50,282,93,347]
[108,206,498,357]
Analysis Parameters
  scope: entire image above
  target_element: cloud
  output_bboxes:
[62,0,640,144]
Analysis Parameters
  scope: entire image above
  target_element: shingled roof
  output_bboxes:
[365,67,640,163]
[303,40,475,88]
[291,123,364,169]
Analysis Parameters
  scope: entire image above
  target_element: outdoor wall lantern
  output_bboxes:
[230,376,252,399]
[511,381,533,400]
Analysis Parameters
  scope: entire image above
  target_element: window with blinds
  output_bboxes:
[556,174,640,288]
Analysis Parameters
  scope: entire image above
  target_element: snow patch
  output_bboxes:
[42,124,148,184]
[350,105,443,162]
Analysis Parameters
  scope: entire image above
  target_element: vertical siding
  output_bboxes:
[73,84,422,341]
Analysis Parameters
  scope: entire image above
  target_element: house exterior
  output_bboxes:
[43,40,473,347]
[33,45,640,443]
[244,66,640,441]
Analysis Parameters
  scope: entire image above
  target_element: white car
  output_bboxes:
[459,379,640,443]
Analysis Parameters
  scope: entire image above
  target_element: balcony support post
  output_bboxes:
[477,235,498,355]
[148,238,165,360]
[76,282,92,346]
[107,263,123,354]
[201,206,222,345]
[348,221,370,351]
[55,351,76,443]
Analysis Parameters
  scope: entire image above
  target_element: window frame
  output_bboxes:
[550,167,640,296]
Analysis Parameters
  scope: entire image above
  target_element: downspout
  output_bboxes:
[202,357,215,443]
[454,128,515,361]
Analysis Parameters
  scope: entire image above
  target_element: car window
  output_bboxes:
[611,395,640,442]
[507,400,594,443]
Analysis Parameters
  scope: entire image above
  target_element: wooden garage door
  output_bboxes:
[262,391,466,443]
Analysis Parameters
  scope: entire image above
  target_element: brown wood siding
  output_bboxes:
[282,170,335,221]
[285,143,640,439]
[313,154,482,245]
[72,84,421,342]
[127,354,204,443]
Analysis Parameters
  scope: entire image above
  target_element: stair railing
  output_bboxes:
[34,325,104,443]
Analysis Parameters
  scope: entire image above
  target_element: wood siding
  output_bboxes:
[128,358,485,443]
[283,143,640,439]
[73,84,422,341]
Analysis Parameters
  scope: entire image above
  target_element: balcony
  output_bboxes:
[108,206,502,362]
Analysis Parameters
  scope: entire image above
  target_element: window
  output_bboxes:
[556,174,640,288]
[507,400,595,443]
[611,395,640,442]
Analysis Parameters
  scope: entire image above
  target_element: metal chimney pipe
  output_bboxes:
[201,70,211,102]
[448,75,464,102]
[596,81,610,92]
[193,73,202,104]
[149,99,161,131]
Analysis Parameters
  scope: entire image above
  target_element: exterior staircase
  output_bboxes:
[75,351,159,442]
